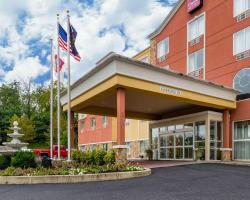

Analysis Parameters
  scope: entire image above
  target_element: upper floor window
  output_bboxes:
[188,49,204,72]
[234,0,250,17]
[233,26,250,55]
[188,15,205,42]
[157,38,169,61]
[233,68,250,94]
[102,116,108,128]
[91,118,96,130]
[80,120,85,133]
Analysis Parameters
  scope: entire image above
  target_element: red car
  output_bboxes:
[33,145,68,158]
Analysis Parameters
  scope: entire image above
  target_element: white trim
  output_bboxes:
[125,139,149,143]
[150,111,223,127]
[113,145,128,149]
[78,141,114,147]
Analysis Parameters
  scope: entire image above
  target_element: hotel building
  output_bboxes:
[62,0,250,162]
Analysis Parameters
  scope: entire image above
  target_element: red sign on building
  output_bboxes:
[187,0,203,13]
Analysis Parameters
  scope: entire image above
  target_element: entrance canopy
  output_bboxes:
[61,53,238,120]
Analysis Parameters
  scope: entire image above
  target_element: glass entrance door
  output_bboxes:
[159,130,193,160]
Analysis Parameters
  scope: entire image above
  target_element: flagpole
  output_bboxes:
[50,38,54,160]
[57,14,61,160]
[66,10,71,161]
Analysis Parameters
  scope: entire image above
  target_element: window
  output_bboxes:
[125,118,130,126]
[188,15,205,41]
[188,49,204,72]
[140,140,149,154]
[91,118,96,130]
[234,0,250,17]
[234,68,250,94]
[140,56,149,63]
[157,38,169,60]
[234,120,250,160]
[80,120,85,133]
[233,27,250,55]
[102,116,108,128]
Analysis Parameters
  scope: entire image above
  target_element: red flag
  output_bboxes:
[55,54,64,72]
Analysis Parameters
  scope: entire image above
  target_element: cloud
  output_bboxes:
[0,0,177,84]
[4,56,48,82]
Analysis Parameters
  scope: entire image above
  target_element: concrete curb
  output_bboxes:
[0,168,151,184]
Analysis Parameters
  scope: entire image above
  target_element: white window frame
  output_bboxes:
[80,120,85,133]
[188,14,205,42]
[188,49,204,73]
[186,12,206,80]
[102,116,108,128]
[232,119,250,161]
[233,68,250,93]
[233,26,250,55]
[234,0,250,17]
[157,37,169,60]
[91,117,96,130]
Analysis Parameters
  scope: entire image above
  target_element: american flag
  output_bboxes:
[58,23,81,61]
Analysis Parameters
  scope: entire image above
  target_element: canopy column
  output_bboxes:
[221,109,232,161]
[113,87,127,162]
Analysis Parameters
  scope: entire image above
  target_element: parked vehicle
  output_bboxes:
[33,145,67,158]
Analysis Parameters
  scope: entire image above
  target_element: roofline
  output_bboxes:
[61,52,239,97]
[147,0,185,39]
[132,46,150,59]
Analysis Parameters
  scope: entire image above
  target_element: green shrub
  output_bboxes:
[94,149,107,166]
[71,150,82,163]
[83,150,94,165]
[0,155,11,170]
[11,151,37,169]
[104,150,116,165]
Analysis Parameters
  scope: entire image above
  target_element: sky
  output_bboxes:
[0,0,178,86]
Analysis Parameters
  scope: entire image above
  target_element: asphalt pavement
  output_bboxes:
[1,164,250,200]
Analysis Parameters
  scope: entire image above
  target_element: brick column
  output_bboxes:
[113,88,127,162]
[70,111,75,148]
[221,109,232,161]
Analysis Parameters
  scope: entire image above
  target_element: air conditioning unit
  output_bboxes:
[236,51,250,61]
[190,36,201,46]
[237,10,250,22]
[188,68,203,77]
[158,55,167,62]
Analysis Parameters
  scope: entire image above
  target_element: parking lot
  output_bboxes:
[1,164,250,200]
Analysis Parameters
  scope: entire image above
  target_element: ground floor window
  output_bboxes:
[234,120,250,160]
[194,121,205,160]
[140,140,149,154]
[210,121,222,160]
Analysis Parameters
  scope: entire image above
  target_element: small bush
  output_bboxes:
[104,150,116,165]
[94,149,107,166]
[0,155,11,170]
[83,150,94,165]
[11,151,37,169]
[72,150,83,163]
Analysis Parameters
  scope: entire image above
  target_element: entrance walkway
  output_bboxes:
[129,160,196,169]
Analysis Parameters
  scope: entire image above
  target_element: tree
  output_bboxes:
[0,82,22,144]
